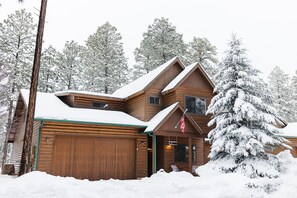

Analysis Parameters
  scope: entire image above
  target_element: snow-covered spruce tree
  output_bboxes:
[268,66,294,122]
[56,41,84,91]
[185,37,218,78]
[133,18,186,78]
[83,22,129,93]
[205,35,290,178]
[38,46,61,92]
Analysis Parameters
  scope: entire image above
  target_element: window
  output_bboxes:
[92,102,108,109]
[185,96,206,115]
[149,96,160,105]
[174,144,197,162]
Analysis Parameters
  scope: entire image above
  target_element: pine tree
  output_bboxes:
[268,66,294,122]
[57,41,84,90]
[133,18,186,78]
[0,9,36,164]
[186,37,218,77]
[83,22,129,93]
[206,35,289,178]
[290,70,297,121]
[38,46,61,92]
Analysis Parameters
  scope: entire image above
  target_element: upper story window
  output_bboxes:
[149,96,160,105]
[92,102,108,109]
[185,96,206,115]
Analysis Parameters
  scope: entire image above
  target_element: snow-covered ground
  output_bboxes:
[0,151,296,198]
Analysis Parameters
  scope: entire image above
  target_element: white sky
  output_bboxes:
[1,0,297,79]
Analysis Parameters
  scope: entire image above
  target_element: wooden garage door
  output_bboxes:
[51,135,136,180]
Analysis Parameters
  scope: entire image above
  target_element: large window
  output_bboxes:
[149,96,160,105]
[174,144,197,162]
[185,96,206,115]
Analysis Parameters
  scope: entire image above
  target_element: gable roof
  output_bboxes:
[112,57,185,99]
[20,89,146,128]
[145,102,203,135]
[161,63,215,94]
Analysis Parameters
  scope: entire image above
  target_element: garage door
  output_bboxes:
[51,135,136,180]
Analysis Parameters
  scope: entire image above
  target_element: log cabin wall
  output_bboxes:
[144,63,183,121]
[37,121,147,179]
[58,95,126,112]
[270,138,297,157]
[175,69,215,135]
[126,94,146,121]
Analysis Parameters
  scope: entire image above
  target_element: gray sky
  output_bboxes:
[1,0,297,79]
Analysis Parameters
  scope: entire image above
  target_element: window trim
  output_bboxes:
[184,95,206,116]
[149,96,161,106]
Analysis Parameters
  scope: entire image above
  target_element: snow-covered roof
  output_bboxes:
[54,90,123,99]
[20,89,146,127]
[112,57,183,98]
[162,62,198,93]
[145,103,178,132]
[279,122,297,138]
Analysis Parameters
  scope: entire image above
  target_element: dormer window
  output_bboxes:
[92,102,108,109]
[149,96,160,105]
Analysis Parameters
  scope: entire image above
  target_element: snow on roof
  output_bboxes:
[54,90,123,99]
[162,62,197,93]
[279,122,297,138]
[145,102,178,132]
[20,89,146,127]
[112,57,181,98]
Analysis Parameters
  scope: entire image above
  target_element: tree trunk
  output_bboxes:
[18,0,47,176]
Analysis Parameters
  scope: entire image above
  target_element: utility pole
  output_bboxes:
[18,0,47,176]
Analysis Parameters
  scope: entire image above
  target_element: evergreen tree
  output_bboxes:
[186,37,218,77]
[57,41,84,90]
[133,18,186,78]
[38,46,61,92]
[268,66,294,122]
[0,9,36,163]
[290,70,297,121]
[206,35,289,178]
[83,22,129,93]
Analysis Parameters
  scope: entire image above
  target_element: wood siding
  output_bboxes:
[37,121,147,180]
[73,96,126,111]
[126,94,146,121]
[271,138,297,157]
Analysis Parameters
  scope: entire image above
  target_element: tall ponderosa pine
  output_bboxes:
[38,46,61,92]
[206,35,289,178]
[57,41,84,90]
[290,70,297,121]
[84,22,129,93]
[186,37,218,78]
[268,66,294,122]
[133,18,186,78]
[0,9,36,164]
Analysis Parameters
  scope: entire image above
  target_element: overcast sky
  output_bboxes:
[1,0,297,79]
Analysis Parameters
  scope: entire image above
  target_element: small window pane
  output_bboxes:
[196,97,206,115]
[149,96,160,105]
[93,102,107,109]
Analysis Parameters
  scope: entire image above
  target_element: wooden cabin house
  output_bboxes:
[272,122,297,157]
[8,57,215,180]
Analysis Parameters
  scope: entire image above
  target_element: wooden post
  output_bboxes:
[188,137,192,173]
[18,0,47,176]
